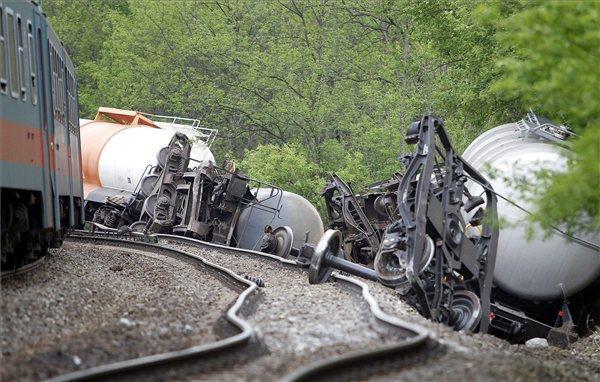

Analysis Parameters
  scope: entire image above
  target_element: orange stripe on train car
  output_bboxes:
[0,118,82,179]
[0,118,45,167]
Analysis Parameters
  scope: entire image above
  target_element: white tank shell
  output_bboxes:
[463,123,600,301]
[234,189,324,251]
[81,120,215,193]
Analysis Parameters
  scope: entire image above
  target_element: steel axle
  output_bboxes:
[308,230,378,284]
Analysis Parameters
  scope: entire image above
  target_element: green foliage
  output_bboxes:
[240,143,324,207]
[491,1,600,233]
[46,0,598,233]
[44,0,130,117]
[531,127,600,234]
[492,0,600,129]
[318,139,370,191]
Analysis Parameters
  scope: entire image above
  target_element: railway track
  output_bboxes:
[37,229,440,381]
[281,274,437,382]
[154,233,441,381]
[1,256,47,280]
[43,234,259,382]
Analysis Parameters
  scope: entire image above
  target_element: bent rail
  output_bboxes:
[46,233,258,382]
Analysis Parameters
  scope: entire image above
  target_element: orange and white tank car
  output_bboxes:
[80,107,216,218]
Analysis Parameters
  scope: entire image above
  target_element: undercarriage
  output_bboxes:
[306,114,597,344]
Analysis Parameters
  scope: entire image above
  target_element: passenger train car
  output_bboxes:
[1,0,83,272]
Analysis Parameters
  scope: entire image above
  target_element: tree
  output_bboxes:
[491,0,600,233]
[240,143,324,208]
[46,0,598,232]
[44,0,130,117]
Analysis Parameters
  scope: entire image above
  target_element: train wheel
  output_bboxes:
[1,191,49,271]
[449,290,482,331]
[49,231,64,248]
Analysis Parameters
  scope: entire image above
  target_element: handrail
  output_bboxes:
[140,111,219,149]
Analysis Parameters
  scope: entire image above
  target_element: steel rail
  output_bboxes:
[45,233,258,382]
[155,233,299,267]
[1,255,47,279]
[153,233,434,381]
[62,229,435,381]
[282,274,430,382]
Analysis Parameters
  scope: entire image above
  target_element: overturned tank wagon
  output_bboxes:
[234,189,325,255]
[462,113,600,343]
[309,113,599,345]
[80,107,216,208]
[80,108,323,251]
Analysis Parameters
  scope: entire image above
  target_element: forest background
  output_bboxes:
[45,0,599,234]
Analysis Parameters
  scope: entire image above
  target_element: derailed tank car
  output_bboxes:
[80,108,324,250]
[312,113,599,344]
[1,0,84,273]
[80,107,216,224]
[462,113,600,342]
[235,188,324,252]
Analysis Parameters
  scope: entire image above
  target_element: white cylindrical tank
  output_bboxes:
[463,122,600,301]
[97,127,213,192]
[81,118,214,197]
[234,188,324,250]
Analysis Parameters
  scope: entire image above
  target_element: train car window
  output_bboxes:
[63,61,66,124]
[55,51,59,122]
[60,58,64,123]
[37,27,48,131]
[56,54,60,123]
[65,73,69,127]
[55,52,59,119]
[6,7,18,98]
[49,43,68,125]
[67,72,77,135]
[55,52,59,121]
[59,57,65,124]
[50,44,57,120]
[54,50,59,119]
[17,15,26,101]
[56,53,59,121]
[66,73,70,127]
[0,5,8,94]
[49,45,53,113]
[72,75,77,133]
[64,68,68,126]
[66,72,70,127]
[66,72,72,133]
[27,20,36,105]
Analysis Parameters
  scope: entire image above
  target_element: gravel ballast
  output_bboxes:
[1,241,240,381]
[1,238,598,381]
[359,280,600,381]
[164,241,406,381]
[165,240,599,382]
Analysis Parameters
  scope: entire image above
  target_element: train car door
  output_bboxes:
[62,52,75,227]
[47,27,72,230]
[34,11,59,230]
